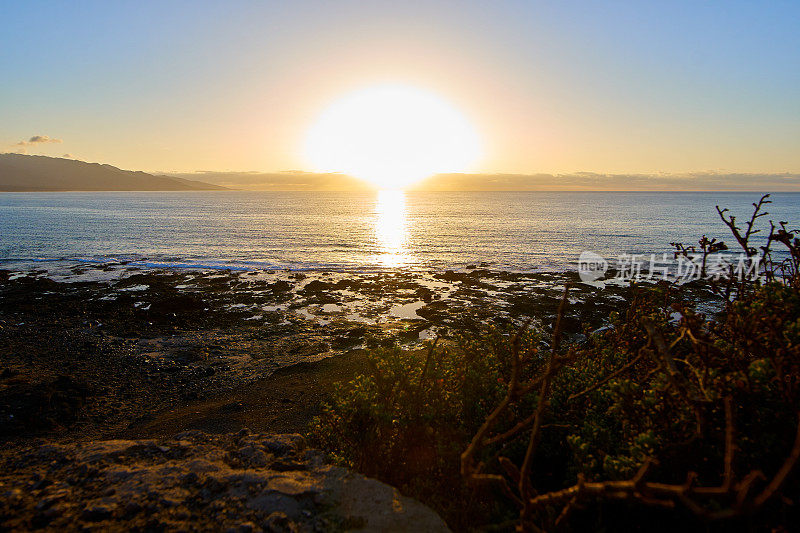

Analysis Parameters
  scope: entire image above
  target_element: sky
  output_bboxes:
[1,0,799,181]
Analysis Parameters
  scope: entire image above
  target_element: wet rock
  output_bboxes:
[436,270,489,287]
[415,301,453,325]
[416,286,436,302]
[300,280,333,293]
[267,280,292,293]
[149,294,204,315]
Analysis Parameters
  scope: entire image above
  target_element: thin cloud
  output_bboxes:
[16,135,63,146]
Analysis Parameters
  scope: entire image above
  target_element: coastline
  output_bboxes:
[0,263,638,445]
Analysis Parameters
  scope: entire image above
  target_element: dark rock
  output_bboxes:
[264,511,298,533]
[271,459,307,472]
[300,280,333,293]
[81,503,115,521]
[149,294,204,315]
[268,281,292,293]
[0,432,450,531]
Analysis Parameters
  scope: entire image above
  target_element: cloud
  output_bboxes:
[16,135,63,146]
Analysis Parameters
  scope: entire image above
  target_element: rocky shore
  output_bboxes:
[0,265,635,441]
[0,263,652,530]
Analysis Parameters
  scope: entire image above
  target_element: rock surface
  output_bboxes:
[1,267,635,442]
[0,431,450,532]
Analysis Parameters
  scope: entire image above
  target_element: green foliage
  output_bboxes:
[559,281,799,482]
[310,332,519,526]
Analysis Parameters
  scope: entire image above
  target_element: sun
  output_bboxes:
[304,84,482,189]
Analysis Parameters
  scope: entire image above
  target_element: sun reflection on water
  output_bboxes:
[374,189,412,267]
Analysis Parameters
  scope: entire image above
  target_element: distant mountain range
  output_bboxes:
[0,154,225,191]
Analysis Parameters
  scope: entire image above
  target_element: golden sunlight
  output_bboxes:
[304,84,482,190]
[374,189,411,267]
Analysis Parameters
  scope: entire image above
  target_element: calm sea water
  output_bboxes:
[0,191,798,272]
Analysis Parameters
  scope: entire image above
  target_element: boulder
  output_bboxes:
[0,431,450,532]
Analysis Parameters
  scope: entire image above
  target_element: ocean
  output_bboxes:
[0,191,798,273]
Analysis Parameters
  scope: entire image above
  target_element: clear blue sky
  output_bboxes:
[1,0,798,174]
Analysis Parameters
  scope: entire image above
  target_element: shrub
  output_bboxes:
[310,331,524,528]
[312,196,800,531]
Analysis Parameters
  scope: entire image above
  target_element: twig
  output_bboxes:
[568,352,644,402]
[723,397,735,491]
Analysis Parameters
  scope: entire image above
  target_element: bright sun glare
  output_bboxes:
[304,84,482,189]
